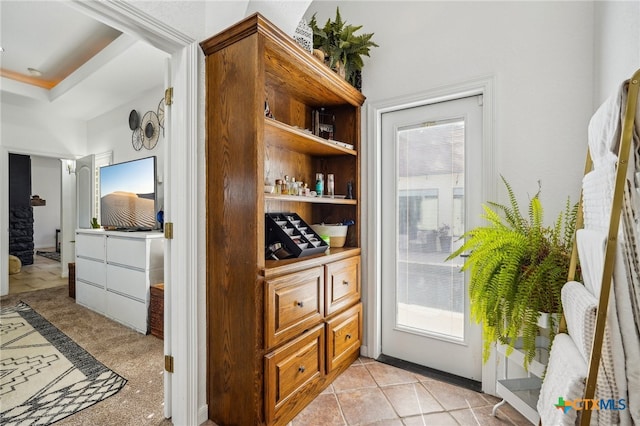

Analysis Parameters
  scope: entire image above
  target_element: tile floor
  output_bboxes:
[288,357,532,426]
[8,250,67,294]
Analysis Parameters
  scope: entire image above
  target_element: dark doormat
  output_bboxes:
[376,354,482,392]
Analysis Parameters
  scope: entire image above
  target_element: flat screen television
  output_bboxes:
[99,156,157,231]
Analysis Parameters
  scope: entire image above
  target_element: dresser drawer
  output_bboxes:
[325,256,361,315]
[76,233,105,261]
[76,280,106,314]
[265,324,324,423]
[326,302,362,373]
[265,266,324,349]
[106,236,147,269]
[76,258,105,287]
[106,265,148,302]
[106,291,148,334]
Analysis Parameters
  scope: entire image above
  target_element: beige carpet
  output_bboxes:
[0,286,169,425]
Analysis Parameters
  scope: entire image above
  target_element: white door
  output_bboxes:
[381,95,483,381]
[75,155,95,229]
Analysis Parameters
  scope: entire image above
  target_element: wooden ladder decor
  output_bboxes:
[564,68,640,426]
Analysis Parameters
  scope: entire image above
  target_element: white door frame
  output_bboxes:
[65,1,202,424]
[365,76,497,394]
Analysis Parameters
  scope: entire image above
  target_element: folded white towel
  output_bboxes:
[576,229,607,297]
[588,83,623,169]
[537,333,587,426]
[582,162,617,232]
[561,281,597,362]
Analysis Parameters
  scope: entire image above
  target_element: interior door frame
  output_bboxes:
[60,1,202,424]
[365,76,497,394]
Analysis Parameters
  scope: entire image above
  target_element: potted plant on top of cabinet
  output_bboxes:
[447,176,579,369]
[309,7,378,89]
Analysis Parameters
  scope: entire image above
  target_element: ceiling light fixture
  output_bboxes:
[0,46,4,52]
[27,67,42,77]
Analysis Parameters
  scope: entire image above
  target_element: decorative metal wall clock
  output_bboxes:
[157,98,165,136]
[132,128,144,151]
[141,111,160,150]
[128,102,162,151]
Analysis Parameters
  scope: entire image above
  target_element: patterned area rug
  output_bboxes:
[0,302,127,425]
[35,251,60,262]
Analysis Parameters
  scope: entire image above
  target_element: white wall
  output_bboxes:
[86,86,166,209]
[31,156,62,250]
[307,1,594,217]
[593,1,640,105]
[0,99,86,158]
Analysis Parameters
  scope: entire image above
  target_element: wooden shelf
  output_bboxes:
[264,247,360,278]
[265,194,357,205]
[264,119,356,156]
[201,14,365,108]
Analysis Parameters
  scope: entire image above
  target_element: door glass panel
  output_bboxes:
[396,119,465,340]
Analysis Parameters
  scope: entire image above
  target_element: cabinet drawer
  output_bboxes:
[106,265,147,302]
[325,256,361,315]
[106,291,148,333]
[76,280,106,314]
[326,302,362,373]
[265,266,324,349]
[265,324,324,423]
[76,233,105,261]
[76,258,105,287]
[106,236,147,269]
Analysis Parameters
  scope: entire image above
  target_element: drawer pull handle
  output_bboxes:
[298,366,305,373]
[342,280,349,285]
[346,334,352,340]
[296,301,304,308]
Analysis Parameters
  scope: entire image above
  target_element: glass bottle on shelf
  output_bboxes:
[315,173,324,197]
[327,174,335,198]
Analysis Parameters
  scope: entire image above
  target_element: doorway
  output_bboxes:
[7,154,65,295]
[377,93,486,383]
[1,2,200,423]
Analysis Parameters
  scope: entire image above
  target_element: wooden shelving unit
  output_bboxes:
[201,13,365,426]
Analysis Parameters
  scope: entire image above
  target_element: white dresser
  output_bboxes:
[75,229,164,333]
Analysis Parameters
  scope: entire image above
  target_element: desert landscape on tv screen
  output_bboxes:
[100,159,155,229]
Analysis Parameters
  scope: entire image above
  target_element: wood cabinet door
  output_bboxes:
[264,324,325,423]
[326,302,362,373]
[265,266,324,349]
[325,256,361,315]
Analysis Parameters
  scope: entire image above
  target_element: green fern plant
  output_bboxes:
[309,7,378,88]
[447,176,578,369]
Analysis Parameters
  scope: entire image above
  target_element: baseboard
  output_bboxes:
[198,404,209,425]
[359,345,369,358]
